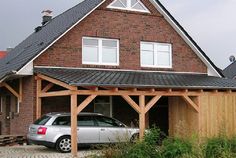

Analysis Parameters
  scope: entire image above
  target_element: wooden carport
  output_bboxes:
[35,74,200,157]
[34,67,236,157]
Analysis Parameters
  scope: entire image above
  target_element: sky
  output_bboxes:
[0,0,235,69]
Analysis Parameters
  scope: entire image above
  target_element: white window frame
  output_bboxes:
[107,0,150,13]
[82,37,119,66]
[140,41,172,68]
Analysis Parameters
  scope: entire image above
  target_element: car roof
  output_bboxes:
[45,112,104,117]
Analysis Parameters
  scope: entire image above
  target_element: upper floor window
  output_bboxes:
[108,0,150,13]
[82,37,119,66]
[141,42,172,68]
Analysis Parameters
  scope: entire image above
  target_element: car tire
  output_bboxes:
[130,133,139,143]
[56,136,72,153]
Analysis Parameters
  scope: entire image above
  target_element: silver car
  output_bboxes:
[27,113,139,153]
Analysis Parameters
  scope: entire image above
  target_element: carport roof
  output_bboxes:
[34,67,236,90]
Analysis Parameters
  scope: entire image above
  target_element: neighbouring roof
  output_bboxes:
[0,51,7,59]
[0,0,223,82]
[34,67,236,90]
[0,0,103,81]
[223,62,236,79]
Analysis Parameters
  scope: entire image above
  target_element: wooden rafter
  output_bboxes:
[19,78,23,102]
[0,79,23,103]
[37,74,77,90]
[181,95,199,113]
[77,95,97,114]
[42,83,54,92]
[122,95,141,113]
[2,83,20,99]
[40,90,71,97]
[145,95,162,113]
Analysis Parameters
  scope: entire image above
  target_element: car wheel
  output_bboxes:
[56,136,72,153]
[130,133,139,143]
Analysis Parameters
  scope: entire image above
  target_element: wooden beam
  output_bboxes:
[198,89,204,93]
[77,95,97,114]
[139,95,145,139]
[19,78,23,103]
[37,74,77,90]
[122,95,141,113]
[74,90,201,96]
[212,90,218,93]
[2,83,20,99]
[36,79,42,119]
[42,83,54,92]
[181,95,199,113]
[131,88,137,92]
[40,90,71,97]
[145,95,162,113]
[150,88,155,92]
[70,94,78,157]
[112,88,118,92]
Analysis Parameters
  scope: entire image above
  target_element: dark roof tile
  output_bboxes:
[0,0,103,80]
[35,67,236,90]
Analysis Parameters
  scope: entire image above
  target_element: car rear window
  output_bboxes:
[34,115,51,125]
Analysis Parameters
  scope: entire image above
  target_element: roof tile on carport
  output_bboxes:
[34,68,236,90]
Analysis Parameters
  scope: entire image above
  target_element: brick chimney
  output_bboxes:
[41,10,53,25]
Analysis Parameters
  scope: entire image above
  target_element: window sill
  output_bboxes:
[141,67,174,71]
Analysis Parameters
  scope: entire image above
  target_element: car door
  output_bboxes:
[95,116,129,143]
[77,115,100,144]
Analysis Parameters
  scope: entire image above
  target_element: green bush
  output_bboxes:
[119,141,161,158]
[229,136,236,154]
[118,127,162,158]
[91,127,236,158]
[161,137,195,158]
[144,127,161,145]
[203,137,232,158]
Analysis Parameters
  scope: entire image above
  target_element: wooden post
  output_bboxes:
[71,94,78,157]
[19,78,23,103]
[139,95,145,139]
[36,79,42,119]
[145,112,149,128]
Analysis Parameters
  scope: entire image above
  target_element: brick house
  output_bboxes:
[0,0,236,154]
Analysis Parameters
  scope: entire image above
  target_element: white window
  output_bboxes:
[141,42,172,68]
[94,96,112,117]
[82,37,119,66]
[108,0,150,13]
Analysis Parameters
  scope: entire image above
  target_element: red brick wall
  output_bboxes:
[34,0,207,73]
[10,77,35,135]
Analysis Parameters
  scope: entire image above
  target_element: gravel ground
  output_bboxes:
[0,145,101,158]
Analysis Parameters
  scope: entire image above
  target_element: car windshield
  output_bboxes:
[34,115,51,125]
